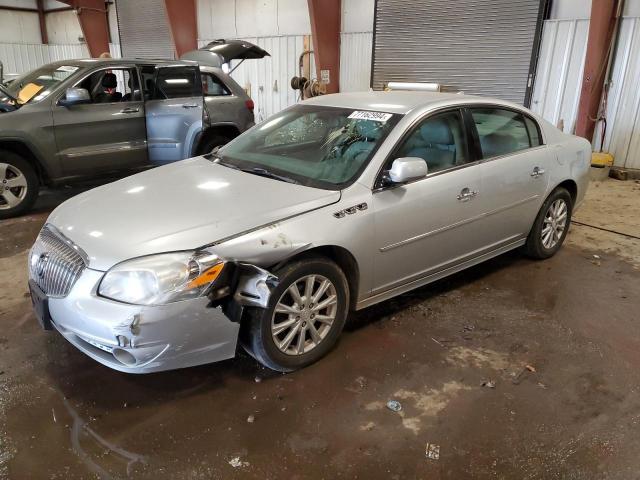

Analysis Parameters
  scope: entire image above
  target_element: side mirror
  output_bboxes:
[59,87,91,107]
[386,157,429,184]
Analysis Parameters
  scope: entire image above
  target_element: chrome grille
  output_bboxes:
[29,225,87,298]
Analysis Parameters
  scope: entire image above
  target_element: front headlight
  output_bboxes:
[98,250,225,305]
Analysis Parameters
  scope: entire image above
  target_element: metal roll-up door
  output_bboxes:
[371,0,546,105]
[115,0,176,59]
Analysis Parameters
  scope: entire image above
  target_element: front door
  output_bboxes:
[468,107,552,247]
[144,65,203,164]
[371,109,484,295]
[52,66,147,176]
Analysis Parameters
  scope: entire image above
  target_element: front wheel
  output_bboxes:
[241,257,350,372]
[525,187,573,259]
[0,150,39,219]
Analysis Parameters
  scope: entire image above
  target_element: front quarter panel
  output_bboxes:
[212,183,375,302]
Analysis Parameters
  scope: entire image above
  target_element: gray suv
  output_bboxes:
[0,40,268,218]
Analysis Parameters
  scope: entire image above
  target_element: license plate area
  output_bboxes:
[29,280,53,330]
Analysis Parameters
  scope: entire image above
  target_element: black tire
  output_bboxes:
[196,133,231,156]
[241,257,350,372]
[524,187,573,259]
[0,149,39,219]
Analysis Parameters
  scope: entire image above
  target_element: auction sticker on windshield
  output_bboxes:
[348,111,393,122]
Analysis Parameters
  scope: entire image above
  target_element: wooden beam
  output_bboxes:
[37,0,48,44]
[575,0,619,140]
[307,0,341,94]
[164,0,198,58]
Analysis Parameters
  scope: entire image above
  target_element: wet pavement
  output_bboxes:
[1,181,640,479]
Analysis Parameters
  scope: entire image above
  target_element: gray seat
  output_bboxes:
[479,132,518,158]
[405,118,456,172]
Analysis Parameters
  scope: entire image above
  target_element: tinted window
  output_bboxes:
[154,67,201,99]
[471,108,531,158]
[395,110,468,174]
[201,72,230,96]
[524,116,542,146]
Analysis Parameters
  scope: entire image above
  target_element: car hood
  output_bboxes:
[48,157,340,271]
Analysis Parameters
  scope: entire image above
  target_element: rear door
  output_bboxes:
[52,66,148,175]
[469,106,552,247]
[145,65,203,164]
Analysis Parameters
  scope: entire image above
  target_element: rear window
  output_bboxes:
[154,67,201,99]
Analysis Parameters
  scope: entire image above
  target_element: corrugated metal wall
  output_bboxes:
[116,0,175,59]
[593,15,640,169]
[339,32,373,92]
[371,0,543,104]
[0,42,121,76]
[530,19,589,134]
[199,35,314,123]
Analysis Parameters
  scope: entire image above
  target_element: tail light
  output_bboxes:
[245,99,254,112]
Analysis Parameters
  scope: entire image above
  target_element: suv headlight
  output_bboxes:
[98,250,225,305]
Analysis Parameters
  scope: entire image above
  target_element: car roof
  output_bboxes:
[44,58,198,69]
[301,91,520,115]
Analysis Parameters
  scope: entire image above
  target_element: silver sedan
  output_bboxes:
[27,91,591,373]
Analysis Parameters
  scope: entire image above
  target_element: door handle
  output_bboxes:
[530,166,546,178]
[457,187,478,202]
[119,107,139,114]
[182,103,199,109]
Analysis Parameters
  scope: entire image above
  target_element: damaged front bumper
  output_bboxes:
[45,263,276,374]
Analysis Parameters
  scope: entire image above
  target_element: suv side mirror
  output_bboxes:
[59,87,91,107]
[386,157,429,184]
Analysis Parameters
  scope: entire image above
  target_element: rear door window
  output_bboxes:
[201,72,231,96]
[153,66,202,99]
[470,108,533,159]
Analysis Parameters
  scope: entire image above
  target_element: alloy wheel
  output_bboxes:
[271,274,338,356]
[0,163,28,210]
[541,198,568,249]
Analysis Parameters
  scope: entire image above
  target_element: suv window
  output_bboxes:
[201,72,230,96]
[394,110,468,174]
[153,67,201,99]
[470,108,533,159]
[75,68,137,103]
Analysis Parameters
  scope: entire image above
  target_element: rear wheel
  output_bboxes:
[196,133,231,156]
[525,187,572,259]
[0,150,39,219]
[242,257,349,372]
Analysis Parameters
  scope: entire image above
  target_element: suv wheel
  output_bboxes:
[242,257,350,372]
[524,187,573,259]
[197,133,231,156]
[0,150,39,219]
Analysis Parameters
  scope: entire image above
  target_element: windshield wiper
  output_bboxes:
[240,167,299,184]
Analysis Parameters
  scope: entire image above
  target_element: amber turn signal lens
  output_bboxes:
[187,262,225,289]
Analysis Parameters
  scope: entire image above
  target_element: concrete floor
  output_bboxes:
[1,180,639,479]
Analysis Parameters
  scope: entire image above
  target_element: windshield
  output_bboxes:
[217,105,401,189]
[2,65,79,105]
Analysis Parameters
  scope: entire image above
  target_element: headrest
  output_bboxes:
[420,118,453,145]
[356,120,382,140]
[102,73,117,88]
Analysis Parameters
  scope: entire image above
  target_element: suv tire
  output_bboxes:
[197,133,231,156]
[241,257,349,372]
[0,150,39,219]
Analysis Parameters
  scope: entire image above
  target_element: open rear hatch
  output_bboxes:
[180,39,270,69]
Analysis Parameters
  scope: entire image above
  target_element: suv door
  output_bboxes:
[468,107,551,247]
[52,66,147,175]
[144,65,203,164]
[371,109,484,295]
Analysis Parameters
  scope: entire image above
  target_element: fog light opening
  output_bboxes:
[112,348,137,367]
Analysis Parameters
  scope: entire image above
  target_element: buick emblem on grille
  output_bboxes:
[36,253,50,278]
